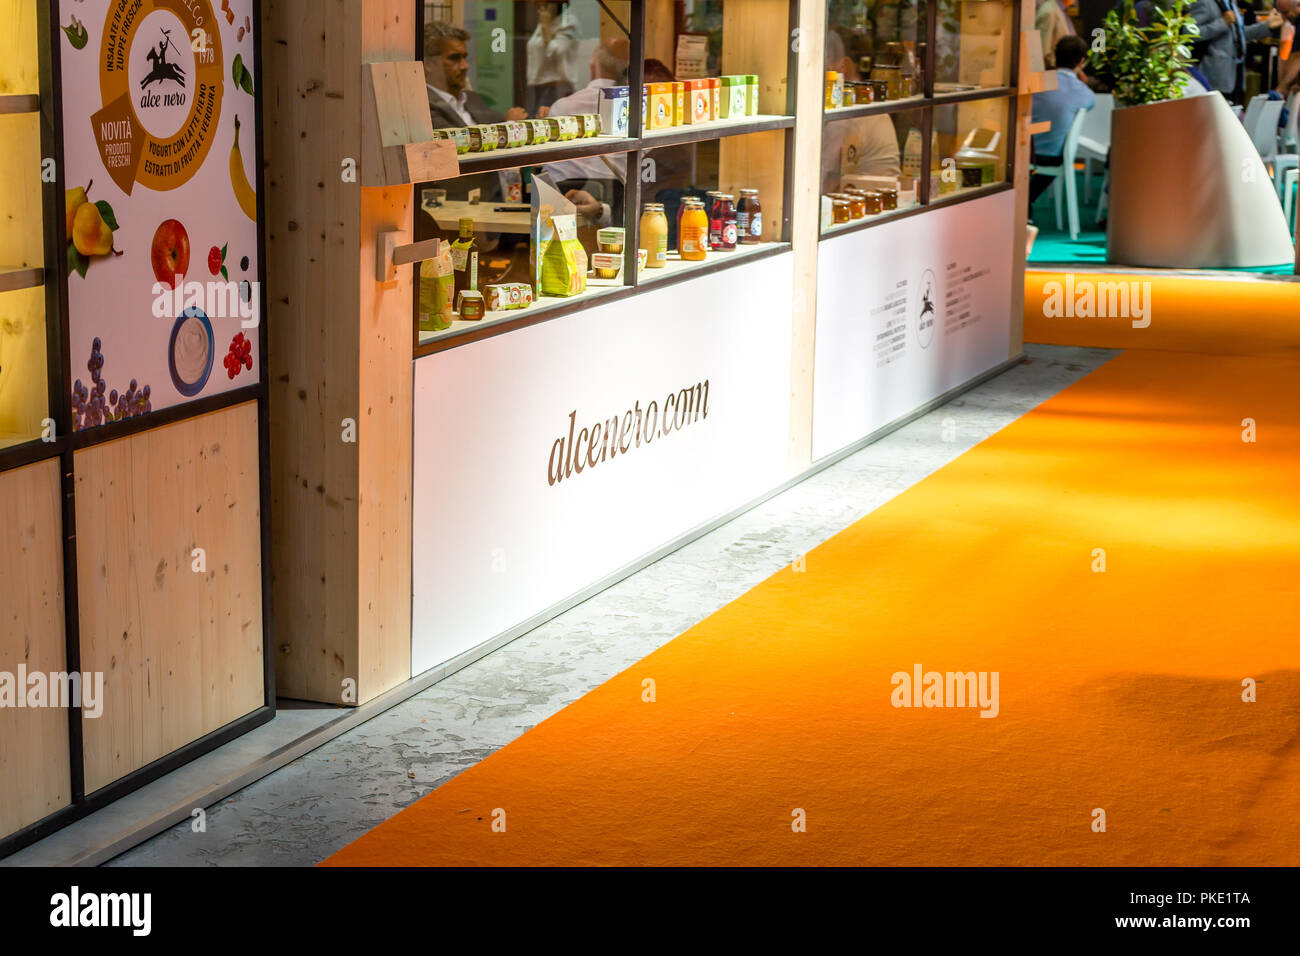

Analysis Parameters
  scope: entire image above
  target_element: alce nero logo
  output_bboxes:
[94,0,224,195]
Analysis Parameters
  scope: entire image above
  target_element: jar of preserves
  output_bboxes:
[736,188,762,244]
[640,203,668,268]
[679,199,709,261]
[847,193,867,219]
[711,194,738,250]
[864,191,883,215]
[831,198,851,224]
[879,187,898,211]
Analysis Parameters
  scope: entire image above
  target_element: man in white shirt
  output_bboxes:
[541,38,630,227]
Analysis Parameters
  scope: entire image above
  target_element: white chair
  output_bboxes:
[1284,167,1298,233]
[1078,94,1114,203]
[1032,107,1089,239]
[1242,94,1283,166]
[1272,91,1299,198]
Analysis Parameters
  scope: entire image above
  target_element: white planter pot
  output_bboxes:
[1108,93,1294,268]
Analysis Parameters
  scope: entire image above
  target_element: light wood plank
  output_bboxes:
[0,285,49,441]
[785,0,824,473]
[76,404,265,793]
[0,112,44,271]
[264,0,364,703]
[0,0,40,96]
[265,0,413,704]
[0,458,70,839]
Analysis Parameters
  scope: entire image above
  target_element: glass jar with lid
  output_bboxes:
[679,199,709,261]
[640,203,668,268]
[736,188,762,244]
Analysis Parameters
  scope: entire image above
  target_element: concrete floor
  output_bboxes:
[107,343,1115,866]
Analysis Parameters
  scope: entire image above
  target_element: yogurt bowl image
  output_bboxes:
[168,306,215,397]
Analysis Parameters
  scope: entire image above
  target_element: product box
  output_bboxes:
[531,174,576,289]
[647,82,675,129]
[547,115,580,141]
[524,118,552,145]
[684,79,711,124]
[598,86,630,136]
[708,78,721,121]
[672,82,685,126]
[501,120,528,148]
[745,74,759,115]
[540,214,588,296]
[484,283,533,311]
[591,252,622,279]
[674,33,709,79]
[720,76,748,118]
[437,127,471,154]
[467,125,498,151]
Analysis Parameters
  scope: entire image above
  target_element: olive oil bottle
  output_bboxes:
[451,217,478,307]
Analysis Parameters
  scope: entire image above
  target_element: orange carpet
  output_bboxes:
[327,349,1300,866]
[1025,270,1300,356]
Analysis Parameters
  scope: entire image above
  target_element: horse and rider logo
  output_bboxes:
[916,268,937,349]
[141,29,186,90]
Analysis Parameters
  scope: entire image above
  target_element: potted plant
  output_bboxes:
[1094,0,1293,267]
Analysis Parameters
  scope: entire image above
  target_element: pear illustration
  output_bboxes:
[73,202,114,257]
[65,179,91,236]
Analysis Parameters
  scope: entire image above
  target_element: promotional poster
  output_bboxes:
[58,0,260,430]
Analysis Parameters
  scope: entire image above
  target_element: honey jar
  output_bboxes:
[831,198,851,224]
[864,190,883,215]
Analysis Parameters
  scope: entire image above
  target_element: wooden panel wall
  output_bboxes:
[0,0,40,95]
[0,459,70,837]
[75,403,265,793]
[786,0,825,472]
[264,0,412,704]
[358,4,415,698]
[0,3,48,448]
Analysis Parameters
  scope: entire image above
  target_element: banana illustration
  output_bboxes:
[230,114,257,221]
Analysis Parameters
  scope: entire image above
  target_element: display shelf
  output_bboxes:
[452,135,637,175]
[823,95,925,122]
[0,94,40,115]
[820,199,920,238]
[927,180,1014,210]
[417,275,630,351]
[932,86,1017,106]
[641,114,796,149]
[637,240,790,287]
[0,266,43,293]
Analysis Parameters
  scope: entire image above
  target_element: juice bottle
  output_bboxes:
[639,203,668,268]
[679,199,709,261]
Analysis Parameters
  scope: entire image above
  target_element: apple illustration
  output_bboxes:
[151,219,191,288]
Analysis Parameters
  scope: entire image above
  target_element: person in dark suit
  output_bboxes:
[423,20,528,201]
[1189,0,1281,100]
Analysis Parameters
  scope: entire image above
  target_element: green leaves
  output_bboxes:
[61,18,88,50]
[68,243,88,279]
[232,54,255,95]
[94,200,118,232]
[1092,0,1197,106]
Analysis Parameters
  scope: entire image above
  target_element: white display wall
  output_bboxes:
[812,190,1016,461]
[412,253,795,675]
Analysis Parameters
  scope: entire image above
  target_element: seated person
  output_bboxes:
[1029,35,1095,204]
[425,20,527,202]
[540,38,632,228]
